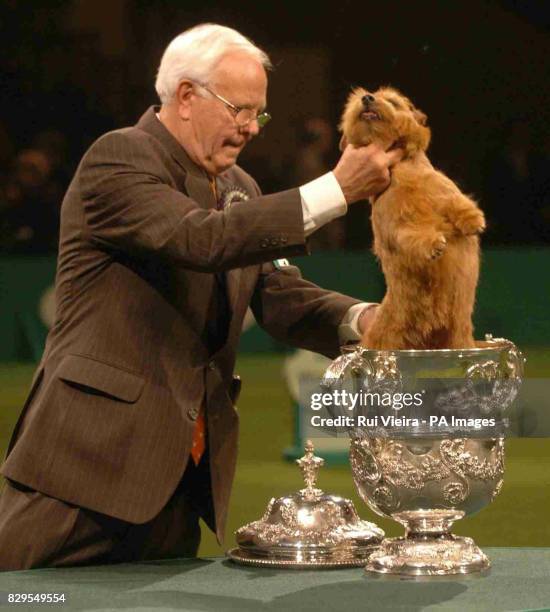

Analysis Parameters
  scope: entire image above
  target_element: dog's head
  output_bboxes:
[339,86,431,157]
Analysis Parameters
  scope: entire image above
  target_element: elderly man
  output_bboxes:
[0,24,401,569]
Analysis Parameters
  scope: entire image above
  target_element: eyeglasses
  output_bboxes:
[196,83,271,129]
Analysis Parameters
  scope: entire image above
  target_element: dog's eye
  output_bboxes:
[388,99,400,109]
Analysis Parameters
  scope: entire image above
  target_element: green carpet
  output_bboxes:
[2,551,550,611]
[0,351,549,558]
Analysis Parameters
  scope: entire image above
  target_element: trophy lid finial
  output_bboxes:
[296,440,325,500]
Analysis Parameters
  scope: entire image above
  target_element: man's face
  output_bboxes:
[186,52,268,175]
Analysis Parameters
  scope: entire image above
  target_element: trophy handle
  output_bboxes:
[320,352,355,389]
[320,347,373,438]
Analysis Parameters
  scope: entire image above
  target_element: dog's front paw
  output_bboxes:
[429,235,447,260]
[455,209,486,236]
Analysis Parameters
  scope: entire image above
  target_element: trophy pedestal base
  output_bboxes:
[365,534,490,577]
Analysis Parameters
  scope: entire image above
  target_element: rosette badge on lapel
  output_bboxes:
[219,186,250,210]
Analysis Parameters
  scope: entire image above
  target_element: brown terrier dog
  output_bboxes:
[340,87,485,349]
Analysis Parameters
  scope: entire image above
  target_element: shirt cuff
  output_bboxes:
[299,172,347,237]
[338,302,376,344]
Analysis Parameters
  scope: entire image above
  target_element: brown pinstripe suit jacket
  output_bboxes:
[1,107,359,542]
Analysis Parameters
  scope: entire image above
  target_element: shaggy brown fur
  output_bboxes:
[340,86,485,349]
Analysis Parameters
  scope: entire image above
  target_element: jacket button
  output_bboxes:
[270,237,280,246]
[260,238,269,248]
[188,406,199,420]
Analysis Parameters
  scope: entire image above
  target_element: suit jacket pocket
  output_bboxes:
[56,354,145,403]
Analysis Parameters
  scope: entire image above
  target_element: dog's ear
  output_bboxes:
[413,108,427,126]
[339,133,348,151]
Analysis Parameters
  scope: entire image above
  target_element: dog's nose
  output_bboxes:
[362,93,375,106]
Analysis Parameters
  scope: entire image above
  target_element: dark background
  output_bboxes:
[1,0,549,250]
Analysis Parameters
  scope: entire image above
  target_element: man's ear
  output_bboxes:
[339,134,348,151]
[176,81,194,120]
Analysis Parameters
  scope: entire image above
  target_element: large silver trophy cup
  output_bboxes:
[322,335,524,576]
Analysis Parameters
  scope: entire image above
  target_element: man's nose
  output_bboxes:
[242,118,260,137]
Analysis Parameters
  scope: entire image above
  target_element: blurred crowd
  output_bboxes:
[483,119,550,245]
[0,127,71,254]
[0,116,548,255]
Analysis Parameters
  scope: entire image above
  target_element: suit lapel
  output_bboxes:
[215,173,243,314]
[137,106,251,342]
[226,263,243,319]
[184,173,217,210]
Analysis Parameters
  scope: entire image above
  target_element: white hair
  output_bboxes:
[155,23,272,104]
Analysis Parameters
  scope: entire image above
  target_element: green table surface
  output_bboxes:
[0,549,549,611]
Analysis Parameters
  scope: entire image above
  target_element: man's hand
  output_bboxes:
[357,304,379,336]
[333,144,403,204]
